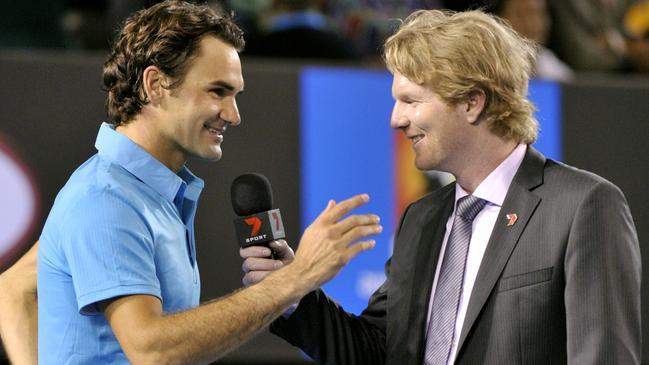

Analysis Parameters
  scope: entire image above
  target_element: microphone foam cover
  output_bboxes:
[230,173,274,216]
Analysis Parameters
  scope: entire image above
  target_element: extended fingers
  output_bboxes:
[333,214,381,237]
[321,194,370,223]
[343,239,376,261]
[339,223,383,245]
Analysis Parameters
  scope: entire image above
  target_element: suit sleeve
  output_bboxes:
[270,204,415,364]
[564,180,641,364]
[270,286,386,365]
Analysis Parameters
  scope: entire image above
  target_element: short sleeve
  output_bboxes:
[58,187,161,315]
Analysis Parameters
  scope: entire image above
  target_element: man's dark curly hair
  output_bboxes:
[102,0,245,125]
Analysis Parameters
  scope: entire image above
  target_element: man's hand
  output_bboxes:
[241,240,295,287]
[242,194,381,292]
[291,194,381,291]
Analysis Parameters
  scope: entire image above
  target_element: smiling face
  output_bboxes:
[390,72,470,173]
[154,35,244,167]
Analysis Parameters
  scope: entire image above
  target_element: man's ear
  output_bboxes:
[141,65,166,104]
[464,89,486,124]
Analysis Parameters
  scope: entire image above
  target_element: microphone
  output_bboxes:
[230,173,285,251]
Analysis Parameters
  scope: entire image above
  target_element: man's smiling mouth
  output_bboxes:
[204,123,225,135]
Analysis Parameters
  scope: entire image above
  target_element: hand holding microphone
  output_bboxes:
[241,239,295,287]
[232,173,295,285]
[234,173,382,294]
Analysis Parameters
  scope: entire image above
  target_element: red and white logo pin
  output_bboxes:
[506,213,518,226]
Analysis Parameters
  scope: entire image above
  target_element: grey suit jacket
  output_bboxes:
[271,147,641,364]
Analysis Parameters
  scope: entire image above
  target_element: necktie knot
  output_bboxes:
[455,195,487,221]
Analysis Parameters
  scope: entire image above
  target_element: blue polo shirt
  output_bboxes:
[38,123,204,364]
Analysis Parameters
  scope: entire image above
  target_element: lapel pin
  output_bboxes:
[506,213,518,227]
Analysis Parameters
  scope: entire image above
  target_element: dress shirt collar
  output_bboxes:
[94,122,204,204]
[454,144,527,206]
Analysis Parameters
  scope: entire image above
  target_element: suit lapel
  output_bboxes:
[403,185,455,362]
[457,147,546,352]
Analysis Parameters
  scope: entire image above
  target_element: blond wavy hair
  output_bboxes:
[384,10,538,144]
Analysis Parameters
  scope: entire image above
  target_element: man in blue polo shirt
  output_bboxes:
[38,122,204,362]
[32,1,383,364]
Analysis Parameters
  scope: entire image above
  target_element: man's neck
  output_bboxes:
[115,116,186,173]
[453,136,519,194]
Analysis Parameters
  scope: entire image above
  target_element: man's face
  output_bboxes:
[158,35,244,163]
[390,72,468,173]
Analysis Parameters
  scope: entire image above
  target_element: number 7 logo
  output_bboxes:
[244,217,262,237]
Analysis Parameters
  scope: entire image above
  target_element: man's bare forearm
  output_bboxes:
[0,243,39,365]
[106,261,313,364]
[170,264,312,363]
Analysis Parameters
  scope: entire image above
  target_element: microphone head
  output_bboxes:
[230,173,274,216]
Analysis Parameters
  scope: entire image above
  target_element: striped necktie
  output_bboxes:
[424,195,487,365]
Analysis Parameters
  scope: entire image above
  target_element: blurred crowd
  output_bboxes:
[2,0,649,81]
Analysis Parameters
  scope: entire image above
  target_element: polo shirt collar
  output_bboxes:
[94,123,204,204]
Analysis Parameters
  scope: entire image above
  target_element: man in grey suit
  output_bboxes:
[240,9,641,364]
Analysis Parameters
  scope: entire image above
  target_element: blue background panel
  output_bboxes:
[300,67,395,314]
[529,79,562,160]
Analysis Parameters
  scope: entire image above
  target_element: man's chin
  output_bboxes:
[415,159,447,173]
[204,152,223,162]
[190,148,222,162]
[414,159,434,171]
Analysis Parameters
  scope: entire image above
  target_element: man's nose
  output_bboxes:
[222,98,241,126]
[390,103,408,129]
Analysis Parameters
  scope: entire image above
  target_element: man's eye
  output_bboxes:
[210,88,226,96]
